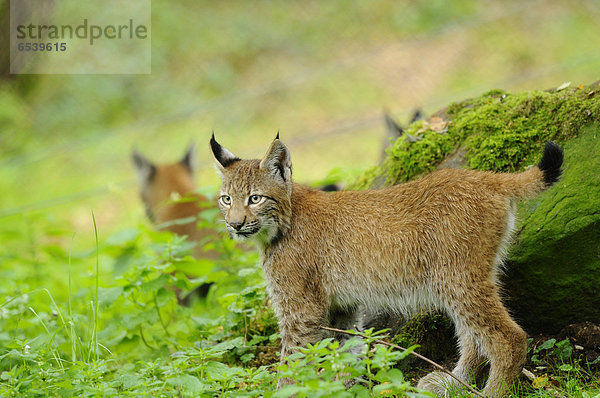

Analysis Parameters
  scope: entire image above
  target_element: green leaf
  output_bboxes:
[558,364,573,372]
[348,383,370,398]
[207,337,246,355]
[155,287,175,307]
[205,361,244,381]
[273,384,308,398]
[238,268,259,277]
[554,339,573,361]
[106,228,140,246]
[535,338,556,352]
[386,368,405,382]
[174,257,215,276]
[140,274,170,293]
[122,308,158,328]
[54,379,74,389]
[98,286,123,307]
[166,374,207,393]
[111,373,142,390]
[240,353,255,363]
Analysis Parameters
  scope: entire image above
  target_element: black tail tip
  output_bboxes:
[538,141,564,186]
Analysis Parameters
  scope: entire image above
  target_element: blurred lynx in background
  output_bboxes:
[133,145,217,304]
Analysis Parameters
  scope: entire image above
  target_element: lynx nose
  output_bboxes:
[229,218,246,231]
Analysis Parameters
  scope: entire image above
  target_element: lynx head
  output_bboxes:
[132,145,196,222]
[210,133,293,245]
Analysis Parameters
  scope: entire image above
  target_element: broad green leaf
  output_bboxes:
[166,374,207,393]
[535,338,556,352]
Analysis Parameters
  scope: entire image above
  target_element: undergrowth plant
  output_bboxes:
[1,208,599,397]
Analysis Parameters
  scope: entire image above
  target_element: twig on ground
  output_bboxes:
[521,368,564,398]
[320,325,486,398]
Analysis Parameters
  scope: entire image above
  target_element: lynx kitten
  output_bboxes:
[210,134,563,397]
[133,146,217,303]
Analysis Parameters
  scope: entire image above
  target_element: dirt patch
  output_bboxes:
[248,343,280,368]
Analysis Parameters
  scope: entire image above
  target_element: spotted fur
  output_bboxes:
[210,135,563,397]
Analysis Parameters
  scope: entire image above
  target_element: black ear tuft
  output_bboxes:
[180,143,196,173]
[276,131,280,140]
[538,141,564,187]
[384,112,403,137]
[410,109,424,123]
[210,134,241,168]
[132,150,156,182]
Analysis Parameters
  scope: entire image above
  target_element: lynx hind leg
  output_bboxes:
[417,371,459,398]
[422,282,527,398]
[418,334,485,397]
[453,332,488,385]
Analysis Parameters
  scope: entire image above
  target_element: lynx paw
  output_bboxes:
[417,371,470,397]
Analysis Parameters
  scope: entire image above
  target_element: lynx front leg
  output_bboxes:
[274,291,329,389]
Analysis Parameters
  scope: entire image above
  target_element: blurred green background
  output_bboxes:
[1,0,599,240]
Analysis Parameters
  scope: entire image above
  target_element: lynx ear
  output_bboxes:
[210,133,240,172]
[384,111,403,137]
[180,143,196,173]
[260,136,292,183]
[132,150,156,184]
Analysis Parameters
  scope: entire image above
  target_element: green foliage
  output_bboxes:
[0,207,276,396]
[276,334,425,398]
[520,338,600,398]
[0,209,425,397]
[530,338,573,366]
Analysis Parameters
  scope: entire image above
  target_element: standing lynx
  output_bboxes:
[210,134,563,397]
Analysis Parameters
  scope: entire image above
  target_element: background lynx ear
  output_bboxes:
[259,138,292,183]
[210,133,241,172]
[180,143,196,173]
[132,150,156,184]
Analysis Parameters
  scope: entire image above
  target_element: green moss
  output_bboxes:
[352,82,600,188]
[390,313,455,364]
[384,126,456,186]
[504,126,600,333]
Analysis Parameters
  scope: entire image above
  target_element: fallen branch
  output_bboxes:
[320,325,486,398]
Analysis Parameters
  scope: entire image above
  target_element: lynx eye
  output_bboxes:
[220,195,232,206]
[248,194,263,205]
